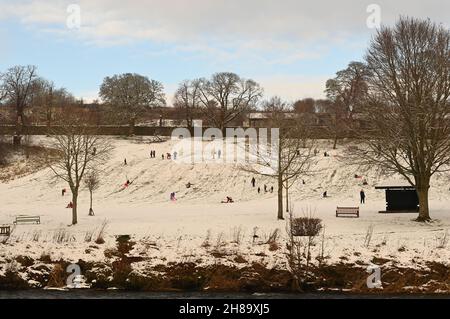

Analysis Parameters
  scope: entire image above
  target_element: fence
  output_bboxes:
[0,125,353,139]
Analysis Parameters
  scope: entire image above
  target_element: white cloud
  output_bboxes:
[2,0,449,65]
[3,1,449,39]
[1,0,449,101]
[260,75,329,101]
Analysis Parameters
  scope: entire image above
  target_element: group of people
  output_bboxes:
[354,174,368,185]
[322,189,366,204]
[210,149,222,159]
[60,141,370,210]
[162,152,177,160]
[251,177,274,194]
[258,185,274,194]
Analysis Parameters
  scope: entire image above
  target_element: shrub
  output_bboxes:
[47,264,66,287]
[291,217,323,237]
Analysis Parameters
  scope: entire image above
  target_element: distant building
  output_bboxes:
[243,111,328,128]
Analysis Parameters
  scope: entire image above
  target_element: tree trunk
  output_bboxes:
[46,109,52,132]
[332,134,338,150]
[129,117,136,136]
[45,105,52,137]
[72,191,78,225]
[14,111,24,146]
[285,182,289,213]
[416,184,431,222]
[277,175,284,220]
[186,109,192,130]
[47,88,53,132]
[277,141,284,220]
[15,111,22,135]
[89,190,94,216]
[221,125,227,138]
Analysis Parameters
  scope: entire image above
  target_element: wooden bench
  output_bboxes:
[0,226,11,236]
[336,207,359,218]
[13,215,40,225]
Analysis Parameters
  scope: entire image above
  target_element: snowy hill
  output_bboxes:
[0,136,448,272]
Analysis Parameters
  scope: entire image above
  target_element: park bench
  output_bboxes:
[0,226,11,236]
[13,215,40,225]
[336,207,359,218]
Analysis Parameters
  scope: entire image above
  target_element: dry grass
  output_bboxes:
[52,228,76,244]
[31,230,41,242]
[47,264,66,287]
[0,142,59,182]
[84,229,96,243]
[201,230,212,248]
[215,232,226,250]
[95,220,109,244]
[364,225,374,248]
[436,230,448,249]
[316,227,329,266]
[266,229,280,251]
[230,226,245,245]
[210,232,228,258]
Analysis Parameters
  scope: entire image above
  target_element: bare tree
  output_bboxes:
[0,139,7,166]
[173,80,201,129]
[0,93,6,164]
[325,61,370,149]
[346,17,450,222]
[46,113,112,225]
[0,65,39,143]
[0,85,5,102]
[293,98,316,113]
[314,99,333,114]
[99,73,166,134]
[84,170,100,216]
[197,72,263,132]
[32,79,77,130]
[242,97,315,220]
[30,79,54,130]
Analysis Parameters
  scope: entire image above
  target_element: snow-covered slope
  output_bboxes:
[0,136,448,270]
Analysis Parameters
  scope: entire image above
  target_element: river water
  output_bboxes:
[0,290,448,299]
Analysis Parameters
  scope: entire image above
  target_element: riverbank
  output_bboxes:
[1,240,449,295]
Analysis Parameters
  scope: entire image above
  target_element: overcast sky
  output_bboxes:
[0,0,449,103]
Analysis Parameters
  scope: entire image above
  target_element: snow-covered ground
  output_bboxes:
[0,136,449,275]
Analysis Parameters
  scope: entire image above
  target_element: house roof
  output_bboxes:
[247,112,298,120]
[375,179,415,189]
